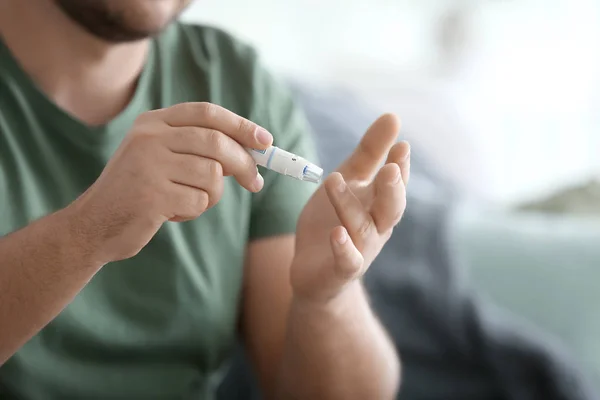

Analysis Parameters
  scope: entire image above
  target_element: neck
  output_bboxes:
[0,0,150,126]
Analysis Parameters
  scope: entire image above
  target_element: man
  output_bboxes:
[0,0,410,398]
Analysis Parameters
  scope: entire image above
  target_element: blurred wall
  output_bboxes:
[181,0,443,80]
[181,0,600,205]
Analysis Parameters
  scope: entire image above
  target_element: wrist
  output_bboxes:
[291,280,368,316]
[56,205,106,269]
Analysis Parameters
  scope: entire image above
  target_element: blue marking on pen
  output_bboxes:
[266,147,277,169]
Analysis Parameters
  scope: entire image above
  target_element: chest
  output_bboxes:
[56,201,250,367]
[0,102,253,369]
[0,93,119,234]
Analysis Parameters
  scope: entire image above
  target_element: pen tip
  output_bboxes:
[303,163,323,183]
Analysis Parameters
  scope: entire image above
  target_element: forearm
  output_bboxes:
[0,208,102,364]
[278,282,400,400]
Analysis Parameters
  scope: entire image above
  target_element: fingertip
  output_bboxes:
[330,226,364,279]
[252,172,264,192]
[254,127,273,148]
[388,161,402,175]
[386,141,411,187]
[331,225,348,246]
[365,113,401,145]
[389,140,410,160]
[327,171,344,182]
[398,141,411,185]
[379,112,402,131]
[236,170,264,193]
[399,140,410,158]
[378,163,402,185]
[324,172,345,194]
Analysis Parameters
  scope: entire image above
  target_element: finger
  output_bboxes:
[324,172,376,251]
[337,113,400,181]
[385,140,411,186]
[165,183,210,222]
[370,163,406,233]
[330,226,365,281]
[167,154,225,209]
[155,102,273,149]
[164,126,264,192]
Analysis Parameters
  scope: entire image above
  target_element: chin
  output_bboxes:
[123,0,186,30]
[55,0,192,42]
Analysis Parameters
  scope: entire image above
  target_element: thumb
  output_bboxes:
[330,226,365,284]
[337,113,401,181]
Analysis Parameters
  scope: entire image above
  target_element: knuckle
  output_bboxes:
[199,102,218,120]
[392,208,405,225]
[241,152,257,172]
[353,252,366,273]
[129,127,158,148]
[207,129,227,153]
[175,126,201,146]
[185,159,224,209]
[237,117,255,137]
[358,138,378,160]
[133,110,155,125]
[130,117,166,144]
[196,191,210,212]
[381,228,393,242]
[172,126,190,142]
[396,195,407,218]
[179,155,200,176]
[208,178,224,208]
[205,159,223,180]
[396,179,407,195]
[185,190,209,218]
[357,218,374,239]
[337,251,364,280]
[173,102,196,116]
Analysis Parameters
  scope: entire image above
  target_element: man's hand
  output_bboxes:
[270,113,407,399]
[291,113,410,302]
[68,102,272,264]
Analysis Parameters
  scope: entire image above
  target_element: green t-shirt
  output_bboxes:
[0,23,317,399]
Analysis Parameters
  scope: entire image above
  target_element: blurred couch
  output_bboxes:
[452,206,600,385]
[217,81,599,400]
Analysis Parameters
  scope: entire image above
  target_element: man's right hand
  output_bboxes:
[67,102,273,265]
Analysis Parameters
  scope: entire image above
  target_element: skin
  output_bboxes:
[0,1,408,399]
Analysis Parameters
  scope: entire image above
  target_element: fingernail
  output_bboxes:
[255,128,272,146]
[403,148,411,161]
[336,229,348,244]
[337,179,346,193]
[253,173,264,191]
[393,170,402,184]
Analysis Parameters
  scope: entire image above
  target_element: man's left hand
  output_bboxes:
[291,113,410,303]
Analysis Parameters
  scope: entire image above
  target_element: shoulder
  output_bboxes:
[176,23,257,61]
[159,23,310,145]
[159,23,261,101]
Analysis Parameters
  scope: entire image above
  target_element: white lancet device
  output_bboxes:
[247,146,323,184]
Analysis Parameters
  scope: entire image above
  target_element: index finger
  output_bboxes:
[157,102,273,149]
[324,172,375,252]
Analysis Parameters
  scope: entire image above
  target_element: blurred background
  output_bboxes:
[179,1,600,397]
[182,0,600,204]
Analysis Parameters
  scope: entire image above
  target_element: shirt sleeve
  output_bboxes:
[247,61,319,240]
